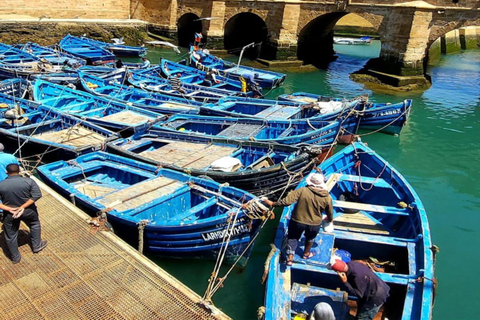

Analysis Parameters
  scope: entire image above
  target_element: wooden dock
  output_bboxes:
[0,177,230,320]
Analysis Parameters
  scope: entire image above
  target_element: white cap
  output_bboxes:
[306,173,327,190]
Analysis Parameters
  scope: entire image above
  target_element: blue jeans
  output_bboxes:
[356,303,382,320]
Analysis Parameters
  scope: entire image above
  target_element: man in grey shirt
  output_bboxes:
[0,163,47,263]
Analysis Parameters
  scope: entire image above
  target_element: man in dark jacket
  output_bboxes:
[0,163,47,263]
[263,173,333,265]
[331,259,390,320]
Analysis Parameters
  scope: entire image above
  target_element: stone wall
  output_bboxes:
[0,21,148,46]
[0,0,130,19]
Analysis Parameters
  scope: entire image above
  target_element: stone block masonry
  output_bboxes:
[0,0,130,19]
[0,21,149,46]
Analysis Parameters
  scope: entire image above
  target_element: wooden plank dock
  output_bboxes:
[0,176,230,320]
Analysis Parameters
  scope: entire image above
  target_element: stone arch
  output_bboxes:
[177,13,202,48]
[428,12,480,46]
[297,12,348,67]
[297,10,382,67]
[224,12,268,60]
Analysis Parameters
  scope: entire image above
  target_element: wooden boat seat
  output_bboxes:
[33,126,107,147]
[255,105,301,120]
[246,153,275,170]
[101,110,154,124]
[218,123,263,138]
[15,119,60,131]
[60,101,94,111]
[333,200,410,216]
[170,196,218,222]
[333,212,391,235]
[139,141,237,170]
[325,173,391,191]
[277,126,294,138]
[97,176,185,212]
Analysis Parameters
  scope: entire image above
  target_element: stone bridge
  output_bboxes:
[131,0,480,87]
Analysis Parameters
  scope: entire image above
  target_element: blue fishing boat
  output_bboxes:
[78,71,202,114]
[263,140,435,320]
[0,42,58,79]
[80,36,147,57]
[17,42,86,67]
[140,58,246,93]
[106,130,325,196]
[0,93,119,161]
[189,47,286,89]
[127,69,249,102]
[0,78,30,98]
[59,34,116,65]
[32,80,166,133]
[36,151,266,262]
[157,114,342,147]
[200,97,361,144]
[279,92,412,135]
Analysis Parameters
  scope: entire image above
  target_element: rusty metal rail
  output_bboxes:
[0,177,230,320]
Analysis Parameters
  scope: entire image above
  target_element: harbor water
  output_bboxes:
[144,42,480,320]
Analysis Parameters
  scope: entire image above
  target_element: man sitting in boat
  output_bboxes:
[331,259,390,320]
[140,57,151,69]
[262,173,333,265]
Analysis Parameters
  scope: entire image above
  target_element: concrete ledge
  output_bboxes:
[257,59,303,68]
[351,70,431,91]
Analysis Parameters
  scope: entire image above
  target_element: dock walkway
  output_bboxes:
[0,177,229,320]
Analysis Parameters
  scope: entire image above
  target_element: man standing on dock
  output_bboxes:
[262,173,333,265]
[331,259,390,320]
[0,163,46,264]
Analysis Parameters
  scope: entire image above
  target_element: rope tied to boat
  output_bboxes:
[137,219,149,253]
[242,198,272,220]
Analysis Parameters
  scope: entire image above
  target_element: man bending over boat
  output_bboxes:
[262,173,333,265]
[331,259,390,320]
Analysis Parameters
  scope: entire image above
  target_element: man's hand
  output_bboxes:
[338,272,347,283]
[261,197,274,207]
[11,207,24,219]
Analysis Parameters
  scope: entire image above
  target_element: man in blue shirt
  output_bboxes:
[141,57,151,69]
[0,163,46,263]
[0,143,18,181]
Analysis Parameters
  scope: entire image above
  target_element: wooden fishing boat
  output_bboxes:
[334,36,372,45]
[157,114,342,147]
[80,36,147,57]
[139,58,246,93]
[36,151,265,262]
[0,93,119,161]
[189,47,286,89]
[0,78,30,98]
[263,140,435,320]
[17,42,86,67]
[0,42,59,79]
[32,80,166,133]
[279,92,413,135]
[78,71,202,115]
[200,97,362,143]
[59,34,116,65]
[127,69,249,102]
[106,130,325,196]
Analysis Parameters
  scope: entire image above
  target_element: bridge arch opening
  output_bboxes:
[298,12,378,67]
[177,13,202,48]
[224,12,268,60]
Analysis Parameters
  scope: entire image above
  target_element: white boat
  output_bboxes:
[333,36,372,45]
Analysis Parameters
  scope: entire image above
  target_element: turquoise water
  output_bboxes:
[131,43,480,319]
